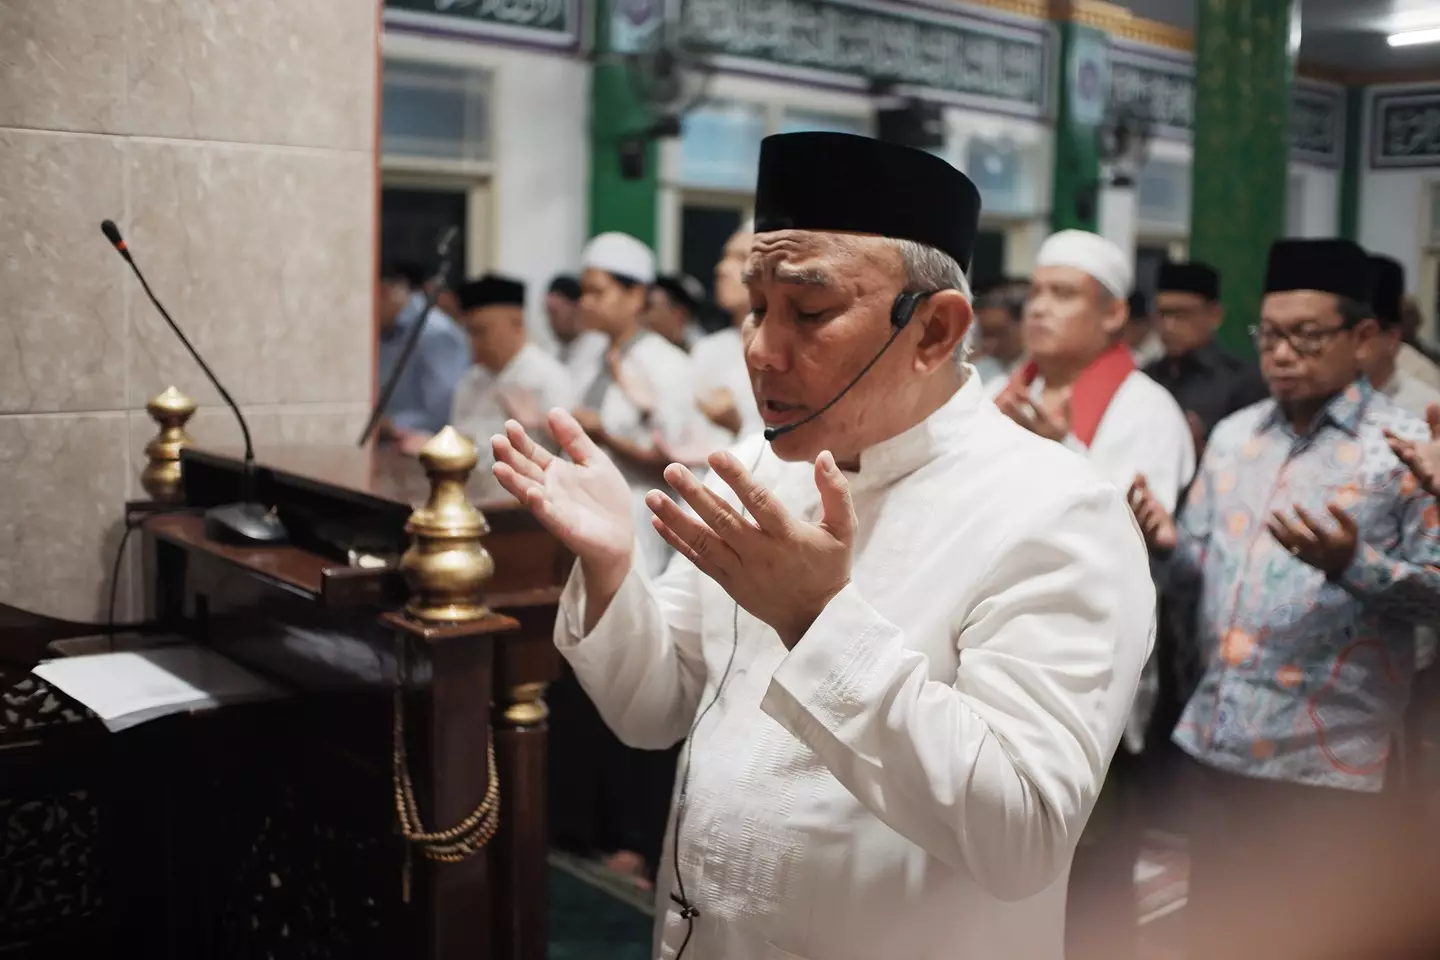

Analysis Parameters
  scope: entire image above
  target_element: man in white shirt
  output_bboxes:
[969,277,1028,388]
[646,273,708,351]
[491,132,1154,959]
[547,274,607,387]
[991,229,1193,960]
[448,274,575,456]
[1369,255,1440,419]
[994,231,1195,519]
[687,223,765,451]
[572,232,699,579]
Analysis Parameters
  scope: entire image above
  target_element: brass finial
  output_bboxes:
[400,427,494,623]
[141,386,196,502]
[502,682,550,726]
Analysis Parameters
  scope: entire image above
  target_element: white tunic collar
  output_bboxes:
[847,366,982,492]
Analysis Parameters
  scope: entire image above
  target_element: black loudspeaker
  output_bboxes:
[877,100,946,150]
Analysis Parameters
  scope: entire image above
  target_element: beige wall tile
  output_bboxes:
[276,404,373,445]
[0,2,126,134]
[125,140,374,409]
[0,130,127,414]
[125,0,377,151]
[0,414,130,622]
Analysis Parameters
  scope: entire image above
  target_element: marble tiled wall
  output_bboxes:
[0,0,379,620]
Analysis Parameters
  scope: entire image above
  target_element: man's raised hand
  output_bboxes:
[1127,474,1177,553]
[491,409,635,597]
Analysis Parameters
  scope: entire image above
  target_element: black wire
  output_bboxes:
[669,443,766,959]
[105,507,205,652]
[106,522,136,652]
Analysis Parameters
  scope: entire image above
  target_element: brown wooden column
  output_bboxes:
[387,427,520,959]
[492,679,550,960]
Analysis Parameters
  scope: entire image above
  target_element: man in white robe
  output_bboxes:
[572,232,699,579]
[990,230,1193,960]
[443,276,575,477]
[492,133,1155,960]
[547,274,608,387]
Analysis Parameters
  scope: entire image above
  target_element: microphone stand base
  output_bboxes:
[204,502,288,546]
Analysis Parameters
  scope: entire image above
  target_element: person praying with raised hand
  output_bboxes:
[492,132,1155,960]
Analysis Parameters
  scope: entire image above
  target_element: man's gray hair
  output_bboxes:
[888,239,975,368]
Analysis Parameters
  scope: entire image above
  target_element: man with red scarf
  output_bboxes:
[994,229,1194,960]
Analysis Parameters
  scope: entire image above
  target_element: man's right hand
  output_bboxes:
[491,410,635,627]
[1385,402,1440,498]
[1127,474,1177,553]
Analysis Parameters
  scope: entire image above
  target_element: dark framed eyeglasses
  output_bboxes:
[1248,323,1349,358]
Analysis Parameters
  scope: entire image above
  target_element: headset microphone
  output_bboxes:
[762,290,935,443]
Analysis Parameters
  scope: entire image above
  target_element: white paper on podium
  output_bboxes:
[32,645,285,733]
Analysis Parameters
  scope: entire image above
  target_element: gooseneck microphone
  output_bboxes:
[356,225,460,446]
[101,220,287,545]
[762,290,935,442]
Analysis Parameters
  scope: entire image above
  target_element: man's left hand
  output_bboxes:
[645,449,856,648]
[997,390,1071,443]
[1267,503,1358,578]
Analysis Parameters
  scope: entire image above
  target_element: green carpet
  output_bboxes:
[548,854,653,960]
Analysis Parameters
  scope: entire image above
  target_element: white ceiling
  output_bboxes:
[1119,0,1440,73]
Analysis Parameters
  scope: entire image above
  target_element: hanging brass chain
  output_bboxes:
[392,635,500,863]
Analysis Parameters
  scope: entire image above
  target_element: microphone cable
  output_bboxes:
[668,441,768,959]
[105,506,208,650]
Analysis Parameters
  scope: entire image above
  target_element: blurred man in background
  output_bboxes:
[548,274,607,387]
[1372,256,1440,409]
[689,223,764,447]
[645,273,708,351]
[1145,260,1268,456]
[969,277,1028,387]
[571,232,698,578]
[994,230,1192,960]
[1124,290,1165,368]
[402,274,575,468]
[375,259,470,449]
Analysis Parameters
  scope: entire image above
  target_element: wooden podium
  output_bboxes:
[0,388,569,958]
[139,422,569,960]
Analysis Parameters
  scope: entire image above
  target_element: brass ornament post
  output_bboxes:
[501,682,550,727]
[392,426,503,875]
[141,386,196,502]
[399,427,495,623]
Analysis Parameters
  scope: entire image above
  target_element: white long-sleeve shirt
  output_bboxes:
[690,326,764,445]
[555,371,1156,960]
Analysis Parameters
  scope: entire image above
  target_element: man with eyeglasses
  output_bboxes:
[1127,237,1440,960]
[1144,260,1268,456]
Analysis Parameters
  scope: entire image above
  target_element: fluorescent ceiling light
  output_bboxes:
[1389,27,1440,47]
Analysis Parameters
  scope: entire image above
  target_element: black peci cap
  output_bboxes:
[753,132,983,272]
[1368,255,1405,328]
[1264,239,1373,304]
[1157,260,1221,301]
[458,274,526,311]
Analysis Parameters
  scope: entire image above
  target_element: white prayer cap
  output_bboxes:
[581,232,656,285]
[1036,230,1132,300]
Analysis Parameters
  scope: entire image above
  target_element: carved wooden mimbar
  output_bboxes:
[0,394,568,959]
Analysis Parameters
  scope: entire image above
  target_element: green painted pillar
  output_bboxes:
[1189,0,1296,355]
[1338,86,1364,242]
[1050,23,1108,234]
[587,0,659,244]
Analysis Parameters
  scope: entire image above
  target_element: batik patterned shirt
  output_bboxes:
[1169,379,1440,791]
